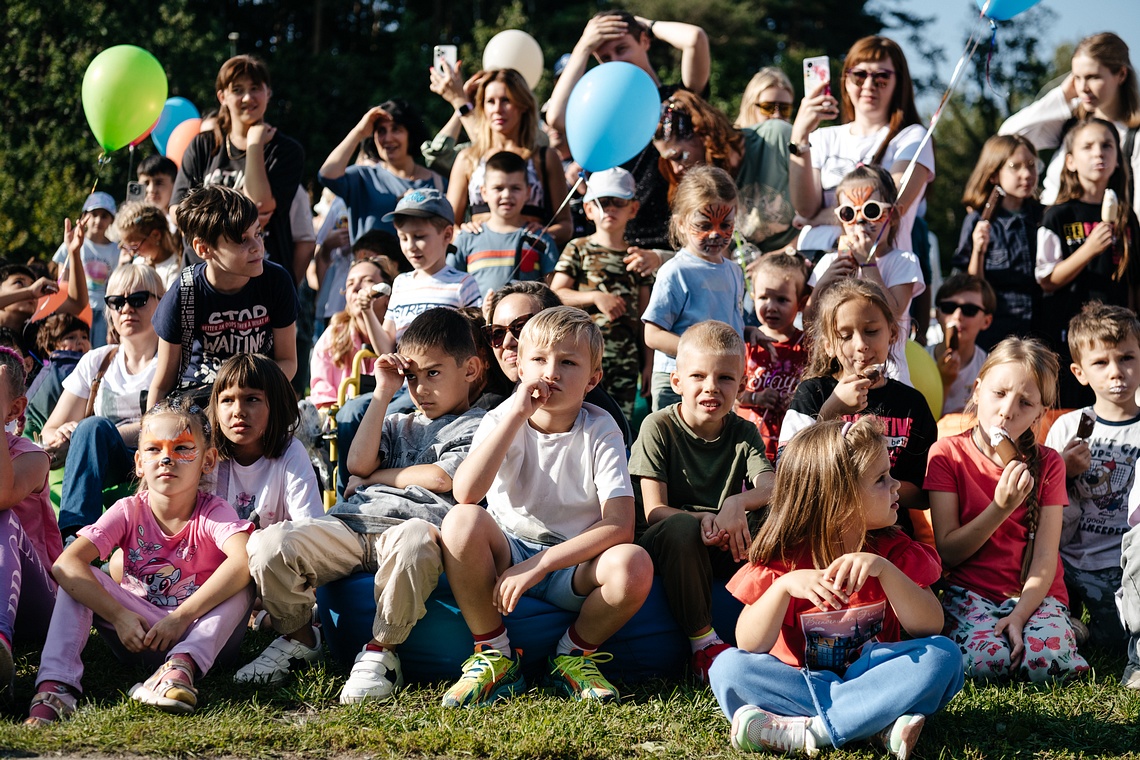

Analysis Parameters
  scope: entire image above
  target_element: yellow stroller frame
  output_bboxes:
[322,347,378,509]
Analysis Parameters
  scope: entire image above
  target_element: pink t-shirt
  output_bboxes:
[7,434,61,568]
[79,491,253,609]
[737,333,808,462]
[925,431,1069,604]
[309,324,376,408]
[727,531,941,672]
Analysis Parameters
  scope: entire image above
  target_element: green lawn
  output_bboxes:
[1,631,1139,758]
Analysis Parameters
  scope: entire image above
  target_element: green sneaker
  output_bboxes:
[549,652,619,702]
[440,648,525,708]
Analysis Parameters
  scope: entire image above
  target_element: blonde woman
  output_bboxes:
[735,67,795,128]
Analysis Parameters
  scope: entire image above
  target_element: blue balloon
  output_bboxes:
[975,0,1043,21]
[565,62,660,173]
[151,96,199,155]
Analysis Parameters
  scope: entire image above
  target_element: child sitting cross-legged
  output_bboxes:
[439,306,653,706]
[632,321,774,682]
[236,307,486,704]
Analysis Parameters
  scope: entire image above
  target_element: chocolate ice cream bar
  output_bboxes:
[861,364,885,384]
[990,428,1020,466]
[945,325,959,352]
[1076,411,1095,440]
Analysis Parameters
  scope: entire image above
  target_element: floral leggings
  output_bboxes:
[942,586,1089,683]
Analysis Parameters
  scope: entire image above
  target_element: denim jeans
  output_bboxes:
[57,417,135,536]
[709,638,964,747]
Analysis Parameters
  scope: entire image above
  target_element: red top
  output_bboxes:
[924,431,1069,604]
[728,530,941,672]
[737,332,808,462]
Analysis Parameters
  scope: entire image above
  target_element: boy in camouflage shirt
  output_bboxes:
[551,168,652,419]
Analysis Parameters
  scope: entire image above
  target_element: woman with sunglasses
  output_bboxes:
[788,36,933,255]
[41,265,165,540]
[483,281,632,446]
[735,67,796,129]
[651,90,797,254]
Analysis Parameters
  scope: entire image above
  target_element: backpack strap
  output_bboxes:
[83,346,118,419]
[176,265,196,387]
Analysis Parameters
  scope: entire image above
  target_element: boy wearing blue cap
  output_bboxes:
[53,192,119,347]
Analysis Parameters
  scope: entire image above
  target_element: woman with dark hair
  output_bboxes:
[318,99,445,240]
[788,36,934,253]
[172,55,305,277]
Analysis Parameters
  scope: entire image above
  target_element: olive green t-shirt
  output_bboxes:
[629,404,772,529]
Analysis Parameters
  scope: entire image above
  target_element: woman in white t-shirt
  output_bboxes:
[42,264,163,538]
[788,35,935,253]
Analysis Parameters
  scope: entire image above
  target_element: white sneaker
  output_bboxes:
[730,704,818,755]
[877,714,925,760]
[1123,662,1140,689]
[339,647,404,704]
[235,627,323,684]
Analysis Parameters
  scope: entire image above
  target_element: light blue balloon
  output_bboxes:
[565,62,660,173]
[151,96,200,155]
[975,0,1043,21]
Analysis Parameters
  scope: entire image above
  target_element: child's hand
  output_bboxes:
[494,556,547,615]
[29,277,59,301]
[971,220,991,256]
[994,611,1027,666]
[624,247,662,276]
[144,612,191,652]
[460,219,485,235]
[824,552,886,596]
[594,291,627,321]
[817,252,858,288]
[1061,438,1091,479]
[777,569,847,611]
[1079,223,1115,258]
[246,122,276,148]
[112,609,151,653]
[64,217,85,258]
[511,377,552,419]
[373,353,408,397]
[993,460,1034,512]
[843,226,874,262]
[344,475,364,499]
[829,373,870,414]
[937,345,960,384]
[713,495,751,562]
[743,326,776,347]
[698,512,728,548]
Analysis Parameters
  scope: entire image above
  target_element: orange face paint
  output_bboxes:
[139,424,200,465]
[687,203,736,257]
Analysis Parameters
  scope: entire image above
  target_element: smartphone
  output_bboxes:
[434,45,458,75]
[803,56,831,98]
[126,181,145,203]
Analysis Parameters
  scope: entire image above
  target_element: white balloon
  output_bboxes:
[482,29,544,90]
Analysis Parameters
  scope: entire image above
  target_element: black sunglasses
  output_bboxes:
[105,291,156,311]
[937,300,986,318]
[481,313,535,349]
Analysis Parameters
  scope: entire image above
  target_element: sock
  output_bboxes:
[166,654,197,685]
[556,625,598,656]
[0,631,11,651]
[365,641,389,653]
[808,716,833,748]
[474,624,511,658]
[689,628,723,653]
[28,680,76,722]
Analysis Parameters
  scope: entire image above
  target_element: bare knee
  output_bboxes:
[597,544,654,603]
[441,503,495,546]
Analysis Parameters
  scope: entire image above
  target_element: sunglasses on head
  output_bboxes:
[937,300,987,318]
[593,197,632,209]
[105,291,156,311]
[481,313,535,349]
[756,101,793,117]
[835,200,892,224]
[846,69,894,89]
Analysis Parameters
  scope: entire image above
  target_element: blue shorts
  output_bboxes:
[504,533,588,612]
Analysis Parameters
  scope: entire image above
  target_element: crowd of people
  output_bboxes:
[2,10,1140,757]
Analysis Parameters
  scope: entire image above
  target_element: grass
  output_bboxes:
[1,631,1139,759]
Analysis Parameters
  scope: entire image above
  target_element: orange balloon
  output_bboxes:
[165,118,201,168]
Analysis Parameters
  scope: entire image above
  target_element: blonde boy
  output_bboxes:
[439,306,652,706]
[631,321,774,682]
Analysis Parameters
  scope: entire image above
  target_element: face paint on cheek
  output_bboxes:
[689,204,736,252]
[139,426,200,465]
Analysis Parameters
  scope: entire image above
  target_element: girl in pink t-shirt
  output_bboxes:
[0,348,60,695]
[708,417,962,758]
[26,399,254,725]
[927,337,1088,682]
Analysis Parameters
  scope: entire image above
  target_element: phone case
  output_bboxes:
[433,45,457,74]
[803,56,831,97]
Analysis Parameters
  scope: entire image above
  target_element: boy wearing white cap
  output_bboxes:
[53,192,120,347]
[551,167,651,418]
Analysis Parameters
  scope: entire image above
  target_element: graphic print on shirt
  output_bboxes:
[125,525,200,607]
[1073,438,1138,536]
[233,491,257,522]
[1063,221,1126,270]
[800,599,886,672]
[843,414,912,467]
[196,305,273,382]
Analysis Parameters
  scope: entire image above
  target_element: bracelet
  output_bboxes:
[648,20,657,36]
[858,261,877,268]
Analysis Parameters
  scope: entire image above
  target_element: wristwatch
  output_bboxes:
[457,102,474,117]
[788,140,811,156]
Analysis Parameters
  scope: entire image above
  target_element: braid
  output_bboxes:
[1017,426,1041,583]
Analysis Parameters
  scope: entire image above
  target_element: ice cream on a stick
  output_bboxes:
[990,427,1020,466]
[861,364,885,384]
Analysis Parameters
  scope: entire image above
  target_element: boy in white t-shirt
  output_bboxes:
[927,274,994,416]
[439,307,652,707]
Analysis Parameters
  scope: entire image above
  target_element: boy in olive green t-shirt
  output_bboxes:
[630,321,774,683]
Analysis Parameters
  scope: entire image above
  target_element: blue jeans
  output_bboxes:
[709,638,964,747]
[58,416,135,535]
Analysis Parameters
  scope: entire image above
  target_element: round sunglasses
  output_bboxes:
[846,69,894,89]
[105,291,157,311]
[481,313,535,349]
[835,200,892,224]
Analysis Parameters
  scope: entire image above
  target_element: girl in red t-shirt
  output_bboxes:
[708,416,962,758]
[927,337,1088,682]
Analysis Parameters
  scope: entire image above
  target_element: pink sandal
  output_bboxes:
[24,689,77,726]
[128,658,198,714]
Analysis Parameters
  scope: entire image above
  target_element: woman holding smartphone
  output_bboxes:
[788,36,934,254]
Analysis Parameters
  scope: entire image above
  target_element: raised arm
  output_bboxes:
[243,124,278,224]
[320,108,390,182]
[787,81,838,218]
[147,340,181,410]
[634,16,709,93]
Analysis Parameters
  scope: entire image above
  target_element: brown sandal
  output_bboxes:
[24,689,77,726]
[128,658,198,714]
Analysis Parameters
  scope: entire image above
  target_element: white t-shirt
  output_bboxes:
[808,249,925,387]
[925,342,986,416]
[811,122,936,253]
[61,344,157,425]
[385,266,482,340]
[475,401,633,545]
[211,437,323,529]
[131,253,180,292]
[54,239,120,309]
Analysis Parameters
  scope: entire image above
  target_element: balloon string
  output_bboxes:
[500,174,584,283]
[127,145,135,185]
[984,20,1009,100]
[870,19,988,262]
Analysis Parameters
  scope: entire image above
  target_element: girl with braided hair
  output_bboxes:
[926,337,1088,682]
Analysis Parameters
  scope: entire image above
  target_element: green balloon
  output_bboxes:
[82,45,168,153]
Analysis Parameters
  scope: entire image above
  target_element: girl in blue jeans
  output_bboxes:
[709,417,963,758]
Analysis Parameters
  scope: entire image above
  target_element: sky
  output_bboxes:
[879,0,1140,111]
